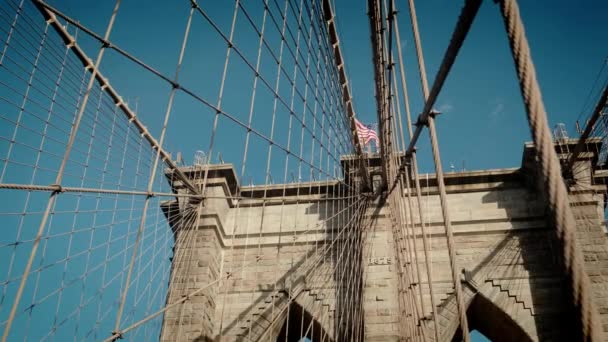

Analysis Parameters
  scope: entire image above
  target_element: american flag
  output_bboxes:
[355,118,379,149]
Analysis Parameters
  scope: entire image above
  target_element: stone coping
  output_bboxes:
[166,138,607,199]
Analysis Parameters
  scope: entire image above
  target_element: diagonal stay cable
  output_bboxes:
[498,0,602,339]
[1,2,122,341]
[110,5,196,336]
[32,0,356,190]
[104,194,368,342]
[31,1,200,196]
[403,0,482,159]
[391,3,439,339]
[405,0,483,340]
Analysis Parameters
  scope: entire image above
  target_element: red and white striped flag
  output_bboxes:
[355,118,379,149]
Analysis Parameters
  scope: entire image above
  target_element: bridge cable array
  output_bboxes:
[0,0,603,340]
[0,0,373,340]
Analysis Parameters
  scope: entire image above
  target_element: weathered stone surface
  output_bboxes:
[160,141,608,341]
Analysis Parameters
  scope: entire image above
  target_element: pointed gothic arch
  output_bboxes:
[276,301,330,342]
[434,283,538,342]
[463,291,533,342]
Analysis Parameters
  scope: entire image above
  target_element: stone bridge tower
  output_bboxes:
[159,139,608,341]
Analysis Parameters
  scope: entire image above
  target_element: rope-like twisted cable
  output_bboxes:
[407,1,482,340]
[499,0,601,340]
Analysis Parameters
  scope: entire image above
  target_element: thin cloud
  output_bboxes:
[490,102,505,119]
[438,103,453,113]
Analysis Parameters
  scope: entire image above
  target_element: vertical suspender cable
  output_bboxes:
[392,2,440,340]
[406,0,483,340]
[1,2,121,341]
[112,5,195,336]
[322,0,372,190]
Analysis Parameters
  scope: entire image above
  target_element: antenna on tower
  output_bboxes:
[553,123,569,142]
[193,150,208,166]
[575,120,583,135]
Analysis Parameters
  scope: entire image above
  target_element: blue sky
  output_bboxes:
[0,0,606,341]
[332,0,608,173]
[47,0,608,177]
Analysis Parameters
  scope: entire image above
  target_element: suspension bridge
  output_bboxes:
[0,0,607,341]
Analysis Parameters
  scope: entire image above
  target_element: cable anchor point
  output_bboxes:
[415,108,442,127]
[110,331,124,340]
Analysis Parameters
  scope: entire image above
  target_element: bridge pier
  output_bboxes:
[159,139,608,341]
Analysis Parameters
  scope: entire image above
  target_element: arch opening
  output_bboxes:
[276,302,328,342]
[470,330,491,341]
[456,293,532,342]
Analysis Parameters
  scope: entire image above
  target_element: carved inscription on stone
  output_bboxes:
[368,257,391,265]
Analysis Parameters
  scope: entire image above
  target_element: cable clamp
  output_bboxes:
[100,77,109,90]
[415,109,441,127]
[428,108,441,118]
[45,15,56,24]
[405,147,416,159]
[110,331,124,340]
[85,58,94,71]
[51,184,64,193]
[115,96,124,107]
